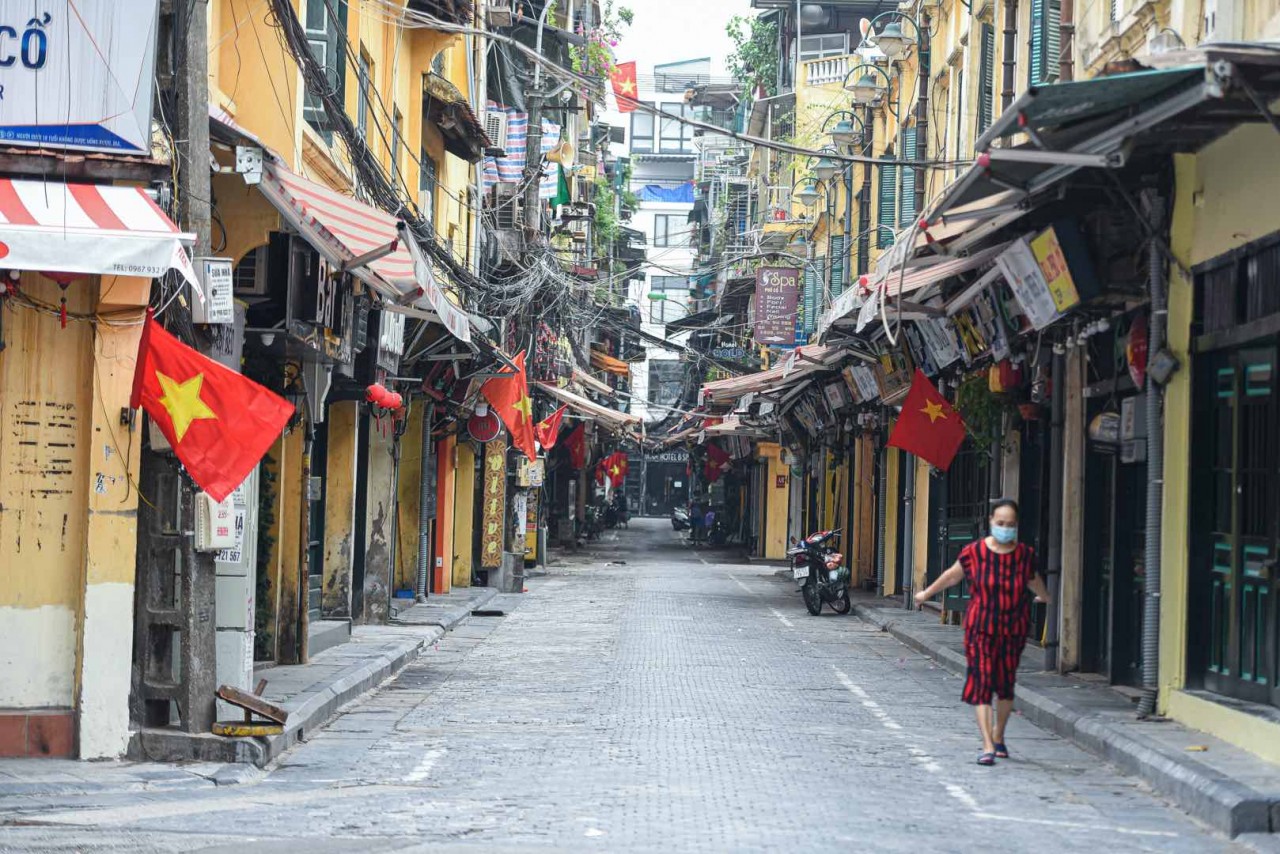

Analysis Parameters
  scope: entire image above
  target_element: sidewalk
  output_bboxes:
[851,593,1280,838]
[128,587,498,770]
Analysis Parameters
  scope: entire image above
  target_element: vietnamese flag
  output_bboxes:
[704,443,731,483]
[607,451,627,488]
[565,422,588,469]
[887,370,967,471]
[610,61,638,113]
[130,312,294,502]
[535,405,568,451]
[481,351,537,462]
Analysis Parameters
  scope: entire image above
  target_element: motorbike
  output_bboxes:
[671,506,690,531]
[788,529,850,616]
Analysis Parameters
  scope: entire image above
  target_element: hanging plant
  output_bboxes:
[954,374,1006,452]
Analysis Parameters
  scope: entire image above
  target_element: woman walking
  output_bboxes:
[914,499,1051,766]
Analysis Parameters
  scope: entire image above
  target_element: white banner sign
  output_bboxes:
[0,1,160,154]
[996,238,1065,330]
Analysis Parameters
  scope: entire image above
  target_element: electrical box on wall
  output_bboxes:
[194,492,238,552]
[191,257,235,324]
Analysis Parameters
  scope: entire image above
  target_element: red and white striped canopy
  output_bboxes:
[258,161,471,343]
[0,178,197,284]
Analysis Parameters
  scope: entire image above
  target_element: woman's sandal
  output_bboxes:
[994,742,1009,759]
[977,752,996,766]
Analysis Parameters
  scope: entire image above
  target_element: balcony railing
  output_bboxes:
[802,55,851,87]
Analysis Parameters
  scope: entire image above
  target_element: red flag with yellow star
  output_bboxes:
[534,404,568,451]
[887,370,967,471]
[610,61,638,113]
[481,351,537,462]
[130,312,295,502]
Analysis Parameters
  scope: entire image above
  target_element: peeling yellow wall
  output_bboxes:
[323,401,359,617]
[452,441,476,587]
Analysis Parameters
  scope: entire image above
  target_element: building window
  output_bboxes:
[303,0,348,141]
[357,51,372,141]
[648,360,686,410]
[898,127,917,227]
[420,151,438,227]
[954,67,966,178]
[877,152,897,248]
[649,275,688,323]
[631,102,655,152]
[1029,0,1062,86]
[978,25,996,135]
[659,102,695,153]
[799,32,848,62]
[653,214,688,248]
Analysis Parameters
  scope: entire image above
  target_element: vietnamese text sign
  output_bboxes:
[754,267,799,346]
[0,1,160,154]
[1029,226,1082,314]
[996,238,1064,330]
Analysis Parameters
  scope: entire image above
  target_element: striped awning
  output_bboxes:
[258,161,471,342]
[0,178,197,285]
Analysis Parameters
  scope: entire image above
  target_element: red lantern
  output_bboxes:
[366,384,388,406]
[386,392,403,410]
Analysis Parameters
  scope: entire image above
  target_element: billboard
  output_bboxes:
[0,1,160,154]
[753,266,799,346]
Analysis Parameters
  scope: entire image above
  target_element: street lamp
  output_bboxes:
[796,181,821,208]
[822,110,866,149]
[813,156,838,183]
[864,13,925,62]
[843,64,893,108]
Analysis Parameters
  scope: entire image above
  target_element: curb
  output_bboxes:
[853,604,1279,837]
[391,587,499,630]
[254,625,445,767]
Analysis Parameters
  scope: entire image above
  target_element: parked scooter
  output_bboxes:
[787,529,850,616]
[671,506,690,531]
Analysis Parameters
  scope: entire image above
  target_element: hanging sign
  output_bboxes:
[0,1,161,154]
[754,267,799,346]
[480,438,507,568]
[1029,225,1084,314]
[996,238,1065,330]
[917,316,962,370]
[855,283,881,333]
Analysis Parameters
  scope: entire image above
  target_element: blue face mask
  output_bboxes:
[991,525,1017,545]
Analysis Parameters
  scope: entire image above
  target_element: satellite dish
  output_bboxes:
[800,4,829,26]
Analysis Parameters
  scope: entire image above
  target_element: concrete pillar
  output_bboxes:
[883,449,900,596]
[452,441,476,587]
[275,428,305,661]
[1059,345,1087,672]
[322,401,359,617]
[362,416,396,623]
[77,277,147,758]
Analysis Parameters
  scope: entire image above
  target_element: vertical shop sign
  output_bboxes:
[754,267,799,346]
[480,437,507,568]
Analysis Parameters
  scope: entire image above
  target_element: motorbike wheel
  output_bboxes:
[802,578,823,616]
[830,589,851,615]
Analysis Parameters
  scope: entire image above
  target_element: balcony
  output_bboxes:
[802,55,852,88]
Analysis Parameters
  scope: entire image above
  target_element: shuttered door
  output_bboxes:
[802,263,819,337]
[898,128,917,227]
[978,25,996,134]
[878,155,897,248]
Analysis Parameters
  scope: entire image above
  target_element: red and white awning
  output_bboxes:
[259,162,471,343]
[0,179,197,285]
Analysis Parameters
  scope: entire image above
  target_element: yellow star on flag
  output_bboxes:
[156,371,217,442]
[619,78,636,95]
[920,398,947,424]
[512,394,533,425]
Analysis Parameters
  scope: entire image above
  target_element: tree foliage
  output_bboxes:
[726,15,779,97]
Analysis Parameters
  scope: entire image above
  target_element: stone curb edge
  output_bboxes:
[852,604,1279,838]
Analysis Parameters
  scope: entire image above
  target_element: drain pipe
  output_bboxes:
[1001,0,1018,109]
[1138,196,1167,718]
[1044,342,1065,671]
[415,402,435,602]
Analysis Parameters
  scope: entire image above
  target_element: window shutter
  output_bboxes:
[1030,0,1061,85]
[1029,0,1045,86]
[802,263,820,336]
[898,128,917,227]
[829,235,846,298]
[978,25,995,134]
[303,0,347,139]
[878,155,897,248]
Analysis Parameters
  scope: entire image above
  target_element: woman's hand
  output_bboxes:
[914,590,930,606]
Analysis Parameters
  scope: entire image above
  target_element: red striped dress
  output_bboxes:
[958,539,1036,705]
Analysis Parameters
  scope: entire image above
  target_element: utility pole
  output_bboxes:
[914,14,930,218]
[131,0,217,742]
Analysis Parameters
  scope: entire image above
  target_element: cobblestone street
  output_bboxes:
[0,519,1251,852]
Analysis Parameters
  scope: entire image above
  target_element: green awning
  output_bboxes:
[975,65,1207,149]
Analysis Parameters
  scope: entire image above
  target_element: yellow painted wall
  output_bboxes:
[452,441,476,587]
[883,448,900,595]
[758,443,789,559]
[1162,130,1280,754]
[395,406,424,594]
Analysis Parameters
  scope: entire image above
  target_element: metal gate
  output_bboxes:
[927,442,990,612]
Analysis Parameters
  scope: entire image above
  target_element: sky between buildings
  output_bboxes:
[613,0,743,76]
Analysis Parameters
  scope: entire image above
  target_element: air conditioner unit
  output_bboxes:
[491,181,523,231]
[484,110,509,151]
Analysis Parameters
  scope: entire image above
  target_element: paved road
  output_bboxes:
[0,519,1248,852]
